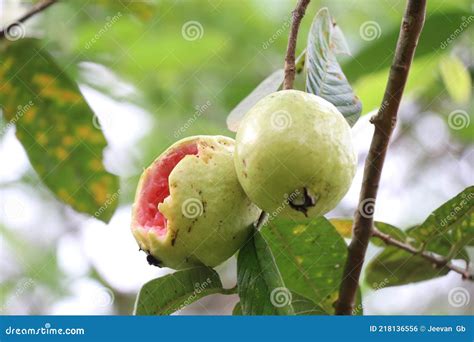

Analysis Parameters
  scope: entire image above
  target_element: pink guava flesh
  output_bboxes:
[136,143,198,235]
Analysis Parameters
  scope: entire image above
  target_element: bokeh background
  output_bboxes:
[0,0,473,315]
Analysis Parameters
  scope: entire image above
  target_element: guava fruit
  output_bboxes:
[131,135,261,270]
[234,90,357,219]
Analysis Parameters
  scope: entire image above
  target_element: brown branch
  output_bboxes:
[372,228,473,280]
[335,0,427,315]
[283,0,311,90]
[0,0,57,39]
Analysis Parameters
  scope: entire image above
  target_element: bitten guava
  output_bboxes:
[234,90,357,219]
[131,135,260,270]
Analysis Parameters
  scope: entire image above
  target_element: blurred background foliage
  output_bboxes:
[0,0,472,315]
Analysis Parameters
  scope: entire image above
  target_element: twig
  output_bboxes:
[283,0,311,90]
[335,0,427,315]
[0,0,57,39]
[372,228,473,280]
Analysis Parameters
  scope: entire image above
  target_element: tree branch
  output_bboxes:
[372,228,473,280]
[0,0,57,39]
[283,0,311,90]
[335,0,427,315]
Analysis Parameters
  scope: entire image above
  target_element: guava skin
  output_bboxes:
[234,90,357,219]
[131,135,261,270]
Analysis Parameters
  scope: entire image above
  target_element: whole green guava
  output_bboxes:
[131,135,261,270]
[234,90,357,219]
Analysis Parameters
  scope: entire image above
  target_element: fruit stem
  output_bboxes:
[283,0,311,90]
[335,0,427,315]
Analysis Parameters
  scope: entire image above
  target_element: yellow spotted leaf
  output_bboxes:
[261,217,362,314]
[328,218,353,239]
[0,39,119,223]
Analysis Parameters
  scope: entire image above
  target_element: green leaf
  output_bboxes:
[237,231,294,315]
[226,69,284,132]
[439,55,471,104]
[329,218,352,238]
[423,236,470,263]
[343,10,472,83]
[134,267,224,315]
[366,199,472,288]
[290,292,327,315]
[345,10,471,114]
[0,39,119,222]
[261,217,347,313]
[333,204,472,254]
[353,54,441,114]
[358,216,468,261]
[408,186,474,248]
[445,107,474,143]
[233,292,327,316]
[406,225,470,262]
[305,8,361,126]
[331,218,408,247]
[232,302,242,315]
[295,50,307,74]
[365,247,450,288]
[234,294,328,316]
[371,222,407,247]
